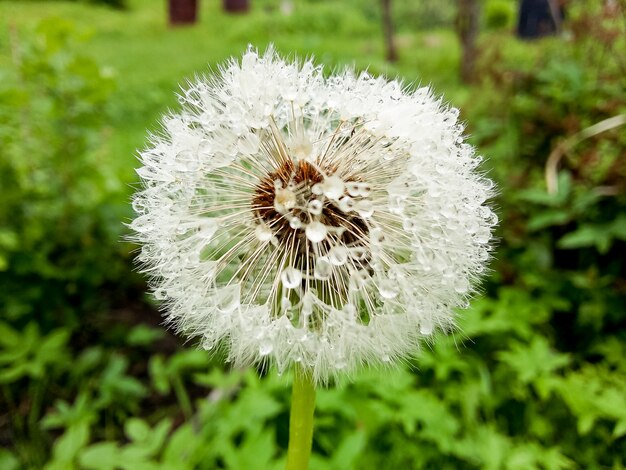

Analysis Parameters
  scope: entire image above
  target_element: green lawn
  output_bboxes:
[1,0,467,186]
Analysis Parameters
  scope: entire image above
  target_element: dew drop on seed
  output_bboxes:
[402,218,415,231]
[281,267,302,289]
[476,227,491,244]
[312,183,323,195]
[420,320,434,335]
[259,341,273,356]
[388,195,405,215]
[281,297,291,311]
[307,199,323,215]
[338,196,355,213]
[255,224,273,241]
[238,133,260,155]
[357,183,371,197]
[275,189,297,213]
[323,175,345,199]
[314,256,332,280]
[329,246,349,265]
[306,221,328,243]
[350,247,368,260]
[343,303,357,315]
[346,182,360,197]
[154,289,168,300]
[217,285,240,313]
[378,280,398,299]
[356,200,374,218]
[289,218,302,229]
[370,227,385,245]
[454,277,470,294]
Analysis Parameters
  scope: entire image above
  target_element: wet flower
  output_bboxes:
[131,47,496,383]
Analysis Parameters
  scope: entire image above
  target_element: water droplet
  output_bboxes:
[370,227,385,245]
[357,183,371,197]
[328,246,349,265]
[346,182,360,196]
[378,280,398,299]
[217,285,240,313]
[314,256,332,280]
[281,267,302,289]
[475,227,491,244]
[350,270,369,290]
[350,247,368,260]
[307,199,323,215]
[281,297,291,311]
[343,303,357,316]
[323,175,344,200]
[338,196,355,213]
[289,218,302,229]
[466,220,479,234]
[306,221,327,243]
[275,188,297,211]
[388,195,405,214]
[454,277,470,294]
[420,319,434,335]
[259,341,273,356]
[485,210,499,226]
[255,223,273,241]
[238,133,260,155]
[311,183,323,195]
[154,289,168,300]
[356,200,374,218]
[402,218,415,231]
[381,354,391,363]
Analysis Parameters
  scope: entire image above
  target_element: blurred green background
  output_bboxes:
[1,0,625,468]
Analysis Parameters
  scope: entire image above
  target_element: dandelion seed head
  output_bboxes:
[131,47,497,383]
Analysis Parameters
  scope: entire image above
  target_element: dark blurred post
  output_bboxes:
[169,0,198,25]
[223,0,249,13]
[457,0,480,83]
[380,0,398,62]
[517,0,564,39]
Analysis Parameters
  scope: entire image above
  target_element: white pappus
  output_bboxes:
[130,47,497,383]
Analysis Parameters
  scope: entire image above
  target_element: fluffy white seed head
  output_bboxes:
[130,47,497,383]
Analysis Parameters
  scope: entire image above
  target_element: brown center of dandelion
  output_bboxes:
[251,159,369,252]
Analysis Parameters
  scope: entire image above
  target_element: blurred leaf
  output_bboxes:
[79,443,120,470]
[497,336,570,385]
[558,224,611,253]
[0,449,20,470]
[47,422,90,468]
[126,325,164,346]
[329,429,367,469]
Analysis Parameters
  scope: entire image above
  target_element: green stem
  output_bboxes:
[285,364,316,470]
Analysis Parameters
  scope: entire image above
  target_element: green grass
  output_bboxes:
[1,0,467,187]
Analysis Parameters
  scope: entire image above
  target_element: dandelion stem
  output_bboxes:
[285,363,316,470]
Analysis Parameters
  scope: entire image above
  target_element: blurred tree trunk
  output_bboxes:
[380,0,398,62]
[223,0,249,13]
[168,0,198,26]
[456,0,480,83]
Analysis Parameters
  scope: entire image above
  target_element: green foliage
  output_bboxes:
[484,0,516,30]
[0,1,625,468]
[16,0,128,9]
[0,18,133,326]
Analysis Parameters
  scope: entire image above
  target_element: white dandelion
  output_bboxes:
[130,47,496,384]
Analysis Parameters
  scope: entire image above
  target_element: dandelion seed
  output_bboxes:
[130,47,496,384]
